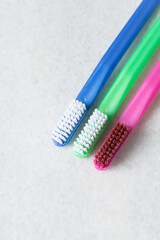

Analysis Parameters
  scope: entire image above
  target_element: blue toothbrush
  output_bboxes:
[52,0,160,147]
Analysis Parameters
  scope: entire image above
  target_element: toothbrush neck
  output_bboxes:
[120,62,160,128]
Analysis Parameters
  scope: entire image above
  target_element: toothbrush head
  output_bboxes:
[93,121,131,170]
[73,109,108,157]
[52,100,87,146]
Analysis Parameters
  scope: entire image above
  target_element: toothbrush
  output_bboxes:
[94,60,160,170]
[52,0,160,147]
[74,17,160,158]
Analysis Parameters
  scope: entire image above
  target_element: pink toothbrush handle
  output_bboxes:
[120,60,160,128]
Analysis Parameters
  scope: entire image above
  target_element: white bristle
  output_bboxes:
[73,109,108,155]
[52,100,86,145]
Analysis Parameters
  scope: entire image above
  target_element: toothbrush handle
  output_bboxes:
[120,60,160,127]
[76,0,160,108]
[99,17,160,119]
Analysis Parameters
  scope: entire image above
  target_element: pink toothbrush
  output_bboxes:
[94,60,160,171]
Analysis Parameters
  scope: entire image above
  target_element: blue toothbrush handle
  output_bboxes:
[76,0,160,108]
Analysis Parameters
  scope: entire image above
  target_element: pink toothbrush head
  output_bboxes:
[93,122,131,171]
[94,59,160,171]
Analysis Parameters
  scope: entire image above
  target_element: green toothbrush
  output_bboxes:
[73,16,160,158]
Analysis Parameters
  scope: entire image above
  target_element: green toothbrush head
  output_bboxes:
[73,109,109,158]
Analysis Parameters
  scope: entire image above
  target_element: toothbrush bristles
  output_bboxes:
[52,100,87,146]
[94,122,130,170]
[73,109,108,157]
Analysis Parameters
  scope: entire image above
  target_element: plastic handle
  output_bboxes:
[119,60,160,128]
[99,16,160,119]
[76,0,160,108]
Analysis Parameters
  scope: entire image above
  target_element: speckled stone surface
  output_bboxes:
[0,0,160,239]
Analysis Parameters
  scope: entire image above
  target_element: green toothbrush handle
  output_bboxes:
[99,16,160,120]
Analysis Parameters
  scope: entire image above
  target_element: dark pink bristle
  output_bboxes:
[112,149,116,154]
[94,122,131,170]
[111,143,114,148]
[105,160,108,165]
[101,158,105,163]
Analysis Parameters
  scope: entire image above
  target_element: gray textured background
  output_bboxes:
[0,0,160,239]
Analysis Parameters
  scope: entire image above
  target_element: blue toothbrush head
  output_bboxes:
[52,100,87,146]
